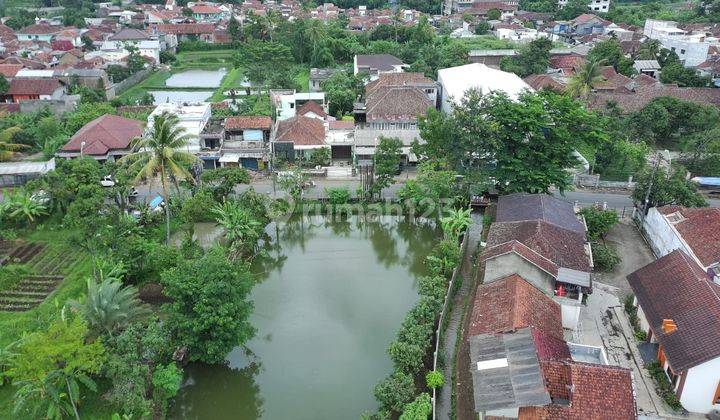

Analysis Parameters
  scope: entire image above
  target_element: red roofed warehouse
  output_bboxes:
[57,114,143,161]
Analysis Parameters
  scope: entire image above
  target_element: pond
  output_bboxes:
[165,69,228,88]
[170,215,441,419]
[148,91,214,104]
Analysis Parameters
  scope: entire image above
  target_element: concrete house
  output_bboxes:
[628,250,720,414]
[4,78,67,102]
[353,54,406,80]
[480,193,592,330]
[16,22,61,43]
[272,115,328,162]
[437,63,532,113]
[221,116,272,170]
[147,102,211,154]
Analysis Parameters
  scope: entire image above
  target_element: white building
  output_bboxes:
[147,102,211,153]
[90,40,161,64]
[271,90,327,121]
[644,19,720,67]
[437,63,533,113]
[494,27,549,43]
[558,0,610,12]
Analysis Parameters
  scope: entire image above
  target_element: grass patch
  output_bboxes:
[295,66,310,92]
[210,67,246,102]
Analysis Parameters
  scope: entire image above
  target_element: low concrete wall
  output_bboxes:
[18,96,80,115]
[112,67,153,96]
[573,173,636,190]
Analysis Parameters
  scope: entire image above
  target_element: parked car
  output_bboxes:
[100,175,115,187]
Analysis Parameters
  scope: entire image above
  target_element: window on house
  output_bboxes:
[680,49,686,54]
[714,381,720,404]
[671,47,676,52]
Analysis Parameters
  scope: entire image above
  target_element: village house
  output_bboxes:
[271,114,328,162]
[56,114,143,161]
[309,68,340,92]
[3,78,67,102]
[644,19,720,67]
[189,3,225,21]
[0,159,56,187]
[628,249,720,414]
[220,116,273,170]
[353,54,406,80]
[271,90,327,121]
[464,1,517,20]
[353,72,437,166]
[15,22,61,43]
[154,23,216,45]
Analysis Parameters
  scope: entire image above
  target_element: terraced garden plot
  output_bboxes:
[0,243,82,312]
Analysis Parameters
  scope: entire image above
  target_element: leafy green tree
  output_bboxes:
[592,243,621,271]
[161,248,256,364]
[566,59,605,99]
[104,319,178,418]
[374,371,416,413]
[579,206,619,241]
[635,39,661,60]
[397,162,460,214]
[486,8,501,20]
[500,37,552,77]
[475,21,492,35]
[277,168,309,199]
[227,17,241,44]
[627,97,718,148]
[321,71,363,117]
[419,90,605,194]
[64,102,116,134]
[555,0,591,19]
[659,61,711,87]
[121,112,198,244]
[632,165,708,210]
[594,138,649,179]
[8,316,105,420]
[0,74,8,95]
[68,272,150,336]
[200,166,251,200]
[588,38,636,77]
[0,126,26,161]
[400,393,432,420]
[233,41,294,90]
[425,370,444,388]
[373,136,402,198]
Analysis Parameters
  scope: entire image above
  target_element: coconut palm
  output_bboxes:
[120,111,198,244]
[566,59,606,99]
[68,276,150,336]
[0,126,27,162]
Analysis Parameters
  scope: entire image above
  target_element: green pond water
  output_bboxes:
[170,215,441,420]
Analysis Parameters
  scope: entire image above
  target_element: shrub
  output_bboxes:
[418,275,447,302]
[426,239,460,278]
[0,264,31,291]
[326,187,351,206]
[179,188,217,223]
[425,370,444,389]
[389,340,426,374]
[399,393,431,420]
[580,207,619,241]
[374,371,416,413]
[592,243,621,271]
[634,330,647,341]
[646,362,683,411]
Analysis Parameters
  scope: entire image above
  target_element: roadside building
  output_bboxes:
[0,159,55,187]
[221,116,272,170]
[272,115,328,162]
[628,249,720,414]
[147,102,212,154]
[3,78,67,102]
[353,54,406,80]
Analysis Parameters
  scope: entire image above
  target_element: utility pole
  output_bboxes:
[641,152,662,218]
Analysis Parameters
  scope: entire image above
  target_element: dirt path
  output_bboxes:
[436,212,483,420]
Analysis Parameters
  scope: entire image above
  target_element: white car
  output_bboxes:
[100,175,116,187]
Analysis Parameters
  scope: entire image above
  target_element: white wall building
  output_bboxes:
[558,0,610,12]
[644,19,720,67]
[147,103,211,153]
[273,91,326,121]
[494,27,549,43]
[437,63,533,113]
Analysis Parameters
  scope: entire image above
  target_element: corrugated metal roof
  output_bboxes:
[557,267,591,288]
[469,328,551,412]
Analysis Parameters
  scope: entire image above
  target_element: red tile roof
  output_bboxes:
[7,78,64,96]
[523,74,566,92]
[588,83,720,113]
[224,116,272,131]
[549,54,586,72]
[156,23,215,35]
[297,101,328,118]
[520,362,637,420]
[274,115,326,146]
[329,120,355,130]
[628,250,720,372]
[0,64,23,78]
[571,13,610,26]
[486,221,591,272]
[469,274,564,339]
[190,3,222,14]
[62,114,143,156]
[657,206,720,267]
[479,240,559,277]
[531,328,571,362]
[18,23,62,35]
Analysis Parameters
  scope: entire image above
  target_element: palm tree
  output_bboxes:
[211,200,262,257]
[566,59,606,99]
[440,207,472,240]
[0,126,27,162]
[68,276,150,336]
[120,112,197,244]
[1,188,48,224]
